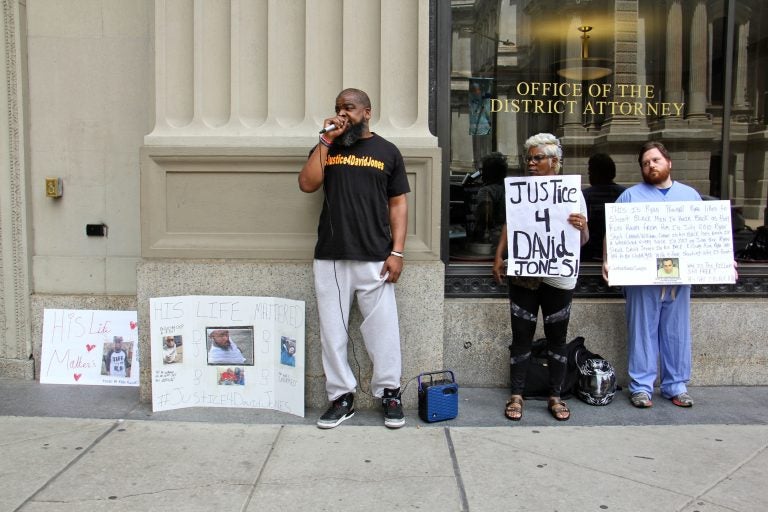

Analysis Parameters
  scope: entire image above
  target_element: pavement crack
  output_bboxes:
[445,427,470,512]
[0,423,113,448]
[31,483,250,504]
[257,474,455,485]
[464,429,714,500]
[240,424,284,512]
[12,420,122,512]
[677,441,768,512]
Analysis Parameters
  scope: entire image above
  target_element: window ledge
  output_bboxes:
[445,262,768,298]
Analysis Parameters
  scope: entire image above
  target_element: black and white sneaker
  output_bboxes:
[382,388,405,429]
[317,393,355,429]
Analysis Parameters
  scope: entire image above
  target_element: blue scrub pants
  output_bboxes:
[624,285,691,398]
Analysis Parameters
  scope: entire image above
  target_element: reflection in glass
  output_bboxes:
[449,0,768,272]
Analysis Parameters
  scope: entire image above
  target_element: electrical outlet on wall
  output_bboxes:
[86,224,108,237]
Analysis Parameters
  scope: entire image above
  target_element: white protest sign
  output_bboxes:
[41,309,139,386]
[605,200,735,286]
[504,175,583,277]
[149,296,305,417]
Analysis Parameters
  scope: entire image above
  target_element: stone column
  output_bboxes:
[687,0,708,119]
[664,0,683,106]
[733,20,749,109]
[379,1,428,136]
[146,0,434,146]
[0,0,32,378]
[603,0,646,132]
[561,17,584,133]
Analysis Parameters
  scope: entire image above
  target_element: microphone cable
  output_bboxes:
[316,135,374,399]
[316,134,426,402]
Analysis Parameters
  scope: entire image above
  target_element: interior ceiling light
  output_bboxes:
[556,25,612,81]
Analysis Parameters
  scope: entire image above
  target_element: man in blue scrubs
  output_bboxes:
[603,141,699,409]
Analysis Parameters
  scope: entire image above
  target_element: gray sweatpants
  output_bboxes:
[313,259,402,401]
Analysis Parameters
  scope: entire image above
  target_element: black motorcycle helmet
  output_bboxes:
[576,358,617,406]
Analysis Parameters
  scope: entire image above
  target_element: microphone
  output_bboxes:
[319,124,337,134]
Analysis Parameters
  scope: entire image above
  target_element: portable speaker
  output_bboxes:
[418,370,459,423]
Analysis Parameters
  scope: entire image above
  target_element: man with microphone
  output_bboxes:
[299,88,409,429]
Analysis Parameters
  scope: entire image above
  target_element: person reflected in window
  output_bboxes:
[581,153,625,261]
[472,152,509,250]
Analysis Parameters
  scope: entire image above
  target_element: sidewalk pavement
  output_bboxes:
[1,379,766,511]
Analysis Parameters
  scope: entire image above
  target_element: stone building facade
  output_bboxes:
[1,1,766,408]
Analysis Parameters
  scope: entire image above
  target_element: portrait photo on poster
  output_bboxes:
[206,326,254,366]
[162,335,183,364]
[217,366,245,386]
[656,257,681,279]
[102,336,133,378]
[280,336,296,367]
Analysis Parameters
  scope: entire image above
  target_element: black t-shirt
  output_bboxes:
[313,133,410,261]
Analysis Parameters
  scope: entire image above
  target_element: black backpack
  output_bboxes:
[521,336,602,400]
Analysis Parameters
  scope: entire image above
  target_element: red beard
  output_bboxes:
[642,167,670,186]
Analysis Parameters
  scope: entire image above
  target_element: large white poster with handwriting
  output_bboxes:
[41,309,140,386]
[149,296,305,417]
[605,200,735,286]
[504,175,583,277]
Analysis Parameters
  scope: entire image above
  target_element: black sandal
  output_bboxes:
[504,395,524,421]
[548,398,570,421]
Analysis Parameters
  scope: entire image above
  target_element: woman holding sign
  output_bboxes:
[492,133,589,422]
